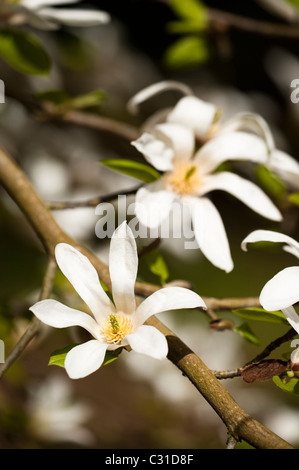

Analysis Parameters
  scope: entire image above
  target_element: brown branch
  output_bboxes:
[0,146,294,448]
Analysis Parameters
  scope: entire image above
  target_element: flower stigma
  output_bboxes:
[101,313,133,344]
[165,162,201,196]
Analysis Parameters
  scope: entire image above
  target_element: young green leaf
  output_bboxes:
[36,88,105,110]
[273,375,299,395]
[0,29,50,75]
[288,192,299,207]
[234,322,261,345]
[101,159,161,183]
[164,35,209,70]
[254,165,286,199]
[143,250,169,285]
[233,307,289,325]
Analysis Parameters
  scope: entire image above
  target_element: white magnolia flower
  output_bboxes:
[30,222,206,379]
[27,374,94,444]
[129,81,299,190]
[1,0,110,30]
[241,229,299,334]
[131,120,282,273]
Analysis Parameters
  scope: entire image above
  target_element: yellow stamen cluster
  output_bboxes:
[166,162,201,196]
[101,313,133,344]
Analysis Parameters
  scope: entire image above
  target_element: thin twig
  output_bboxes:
[0,256,57,378]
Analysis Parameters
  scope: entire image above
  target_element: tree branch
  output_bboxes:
[0,146,294,449]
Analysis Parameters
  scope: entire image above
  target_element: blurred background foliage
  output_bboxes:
[0,0,299,449]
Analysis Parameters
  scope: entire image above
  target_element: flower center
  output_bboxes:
[166,162,201,196]
[101,313,133,344]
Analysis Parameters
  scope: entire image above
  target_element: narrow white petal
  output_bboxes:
[282,307,299,335]
[194,131,268,175]
[134,185,175,229]
[131,132,174,172]
[29,299,100,338]
[260,267,299,312]
[135,286,207,325]
[269,149,299,189]
[290,346,299,365]
[127,81,192,115]
[109,222,138,315]
[21,0,81,8]
[219,112,275,154]
[200,172,282,221]
[186,196,233,272]
[167,96,218,140]
[55,243,115,323]
[39,7,110,25]
[65,340,107,379]
[126,325,168,360]
[241,229,299,257]
[154,123,195,162]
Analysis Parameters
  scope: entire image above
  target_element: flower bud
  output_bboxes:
[290,346,299,378]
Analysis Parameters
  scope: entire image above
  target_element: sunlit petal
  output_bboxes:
[126,325,168,359]
[260,267,299,311]
[65,340,107,379]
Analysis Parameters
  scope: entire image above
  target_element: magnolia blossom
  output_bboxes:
[1,0,110,30]
[129,81,299,190]
[30,222,206,379]
[242,229,299,374]
[131,118,282,272]
[241,229,299,332]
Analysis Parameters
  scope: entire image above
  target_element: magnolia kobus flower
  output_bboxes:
[0,0,110,30]
[27,374,94,445]
[242,229,299,375]
[30,222,206,379]
[129,85,283,272]
[129,81,299,190]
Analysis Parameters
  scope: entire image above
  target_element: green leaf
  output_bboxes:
[36,88,105,110]
[164,35,209,70]
[49,344,78,368]
[143,250,169,285]
[101,159,161,183]
[288,192,299,207]
[169,0,207,24]
[234,322,261,345]
[233,307,289,325]
[254,165,286,199]
[0,29,50,75]
[273,375,299,395]
[49,344,122,368]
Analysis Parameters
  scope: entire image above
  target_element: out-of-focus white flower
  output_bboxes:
[1,0,110,30]
[255,0,299,23]
[129,81,299,190]
[241,229,299,332]
[30,222,206,379]
[27,374,94,445]
[131,119,282,272]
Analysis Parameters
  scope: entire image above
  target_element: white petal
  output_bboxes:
[200,172,282,222]
[269,149,299,189]
[260,267,299,312]
[241,229,299,257]
[109,222,138,315]
[186,196,233,272]
[131,132,174,172]
[290,346,299,365]
[39,7,110,26]
[29,299,101,338]
[219,112,275,154]
[21,0,81,8]
[134,184,175,229]
[167,96,218,140]
[194,131,268,175]
[126,325,168,360]
[65,340,107,379]
[135,286,207,325]
[154,123,195,162]
[127,81,192,115]
[55,243,115,323]
[282,307,299,335]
